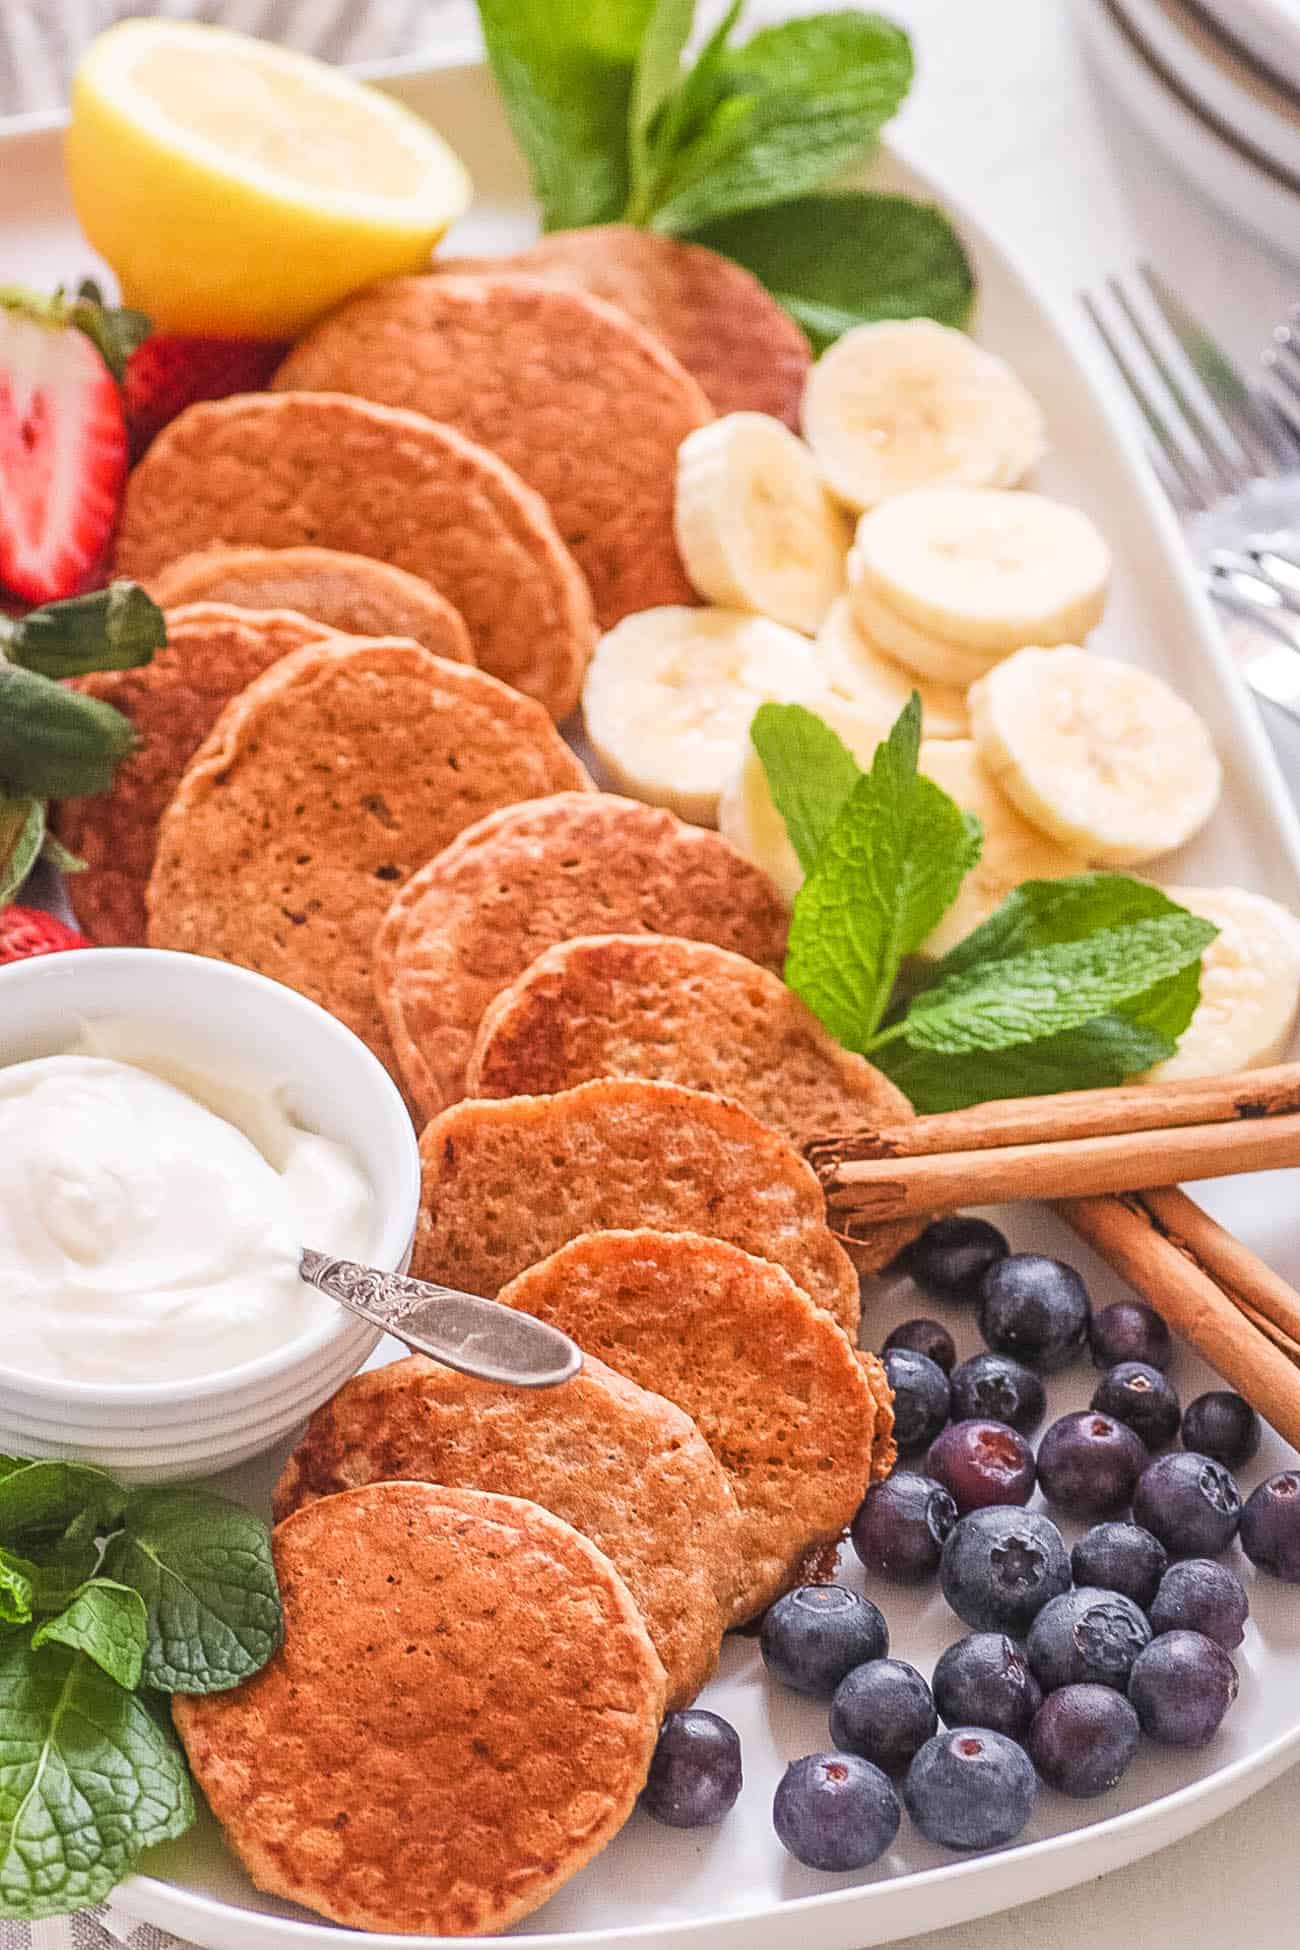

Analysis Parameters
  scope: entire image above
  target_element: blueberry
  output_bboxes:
[926,1420,1036,1514]
[903,1728,1038,1851]
[773,1753,901,1871]
[1091,1362,1181,1450]
[639,1710,742,1827]
[1132,1451,1242,1559]
[1027,1588,1152,1692]
[940,1508,1071,1635]
[851,1473,957,1585]
[1182,1391,1262,1470]
[1089,1300,1173,1372]
[977,1254,1091,1372]
[761,1586,889,1697]
[829,1659,937,1775]
[932,1632,1042,1738]
[948,1351,1046,1437]
[1149,1559,1249,1651]
[896,1215,1009,1306]
[1240,1470,1300,1583]
[1128,1629,1239,1747]
[1036,1411,1148,1519]
[882,1317,957,1374]
[1028,1684,1141,1798]
[883,1348,952,1455]
[1070,1522,1168,1611]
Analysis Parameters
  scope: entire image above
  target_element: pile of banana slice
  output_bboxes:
[579,318,1300,1078]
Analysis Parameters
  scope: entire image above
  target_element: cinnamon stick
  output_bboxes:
[807,1061,1300,1173]
[1056,1190,1300,1451]
[820,1112,1300,1220]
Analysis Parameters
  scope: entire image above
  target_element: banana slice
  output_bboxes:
[847,552,1004,687]
[674,413,852,635]
[582,606,819,826]
[801,318,1047,513]
[1144,886,1300,1080]
[854,488,1111,654]
[969,647,1222,868]
[815,597,969,738]
[718,694,890,903]
[917,739,1090,957]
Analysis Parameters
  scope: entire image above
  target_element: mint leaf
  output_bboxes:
[648,14,912,236]
[0,1553,33,1628]
[0,1638,193,1919]
[691,192,975,348]
[0,1462,125,1541]
[634,0,742,217]
[19,1536,102,1617]
[32,1581,147,1693]
[476,0,657,229]
[0,664,138,800]
[6,583,164,680]
[38,831,86,879]
[105,1488,281,1694]
[750,701,864,875]
[0,795,44,907]
[877,1016,1176,1113]
[895,916,1218,1056]
[785,697,981,1050]
[628,0,697,213]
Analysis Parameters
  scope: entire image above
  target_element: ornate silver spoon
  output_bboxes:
[299,1249,582,1388]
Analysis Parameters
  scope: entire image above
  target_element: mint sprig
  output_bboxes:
[474,1,972,346]
[0,1456,282,1920]
[754,701,1216,1110]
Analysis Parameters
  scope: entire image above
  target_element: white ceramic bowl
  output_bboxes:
[0,949,421,1481]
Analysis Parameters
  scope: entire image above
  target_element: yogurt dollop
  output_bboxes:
[0,1034,374,1384]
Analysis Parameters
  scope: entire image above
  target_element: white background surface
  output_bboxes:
[829,2,1300,1944]
[2,2,1299,1945]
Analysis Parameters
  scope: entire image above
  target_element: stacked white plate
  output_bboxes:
[1082,0,1300,262]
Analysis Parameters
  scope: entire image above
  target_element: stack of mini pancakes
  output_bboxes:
[60,231,904,1938]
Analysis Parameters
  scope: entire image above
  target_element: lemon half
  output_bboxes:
[67,20,472,337]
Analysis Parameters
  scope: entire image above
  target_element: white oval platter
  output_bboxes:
[2,45,1300,1950]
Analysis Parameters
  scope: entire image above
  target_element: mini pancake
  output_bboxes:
[413,1077,860,1337]
[374,792,789,1122]
[146,637,590,1082]
[113,390,595,719]
[148,546,475,665]
[467,932,924,1273]
[274,274,713,626]
[273,1352,744,1708]
[52,603,332,947]
[172,1482,665,1938]
[438,227,812,428]
[498,1230,880,1621]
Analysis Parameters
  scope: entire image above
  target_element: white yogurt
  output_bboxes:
[0,1028,374,1384]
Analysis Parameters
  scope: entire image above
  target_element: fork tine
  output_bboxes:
[1254,381,1300,463]
[1135,265,1275,486]
[1080,290,1211,511]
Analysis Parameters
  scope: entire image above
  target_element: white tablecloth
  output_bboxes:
[1,3,1298,1947]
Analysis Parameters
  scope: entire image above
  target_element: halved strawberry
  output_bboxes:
[0,904,91,963]
[0,291,128,605]
[123,334,288,459]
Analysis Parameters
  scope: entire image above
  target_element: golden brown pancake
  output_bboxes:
[499,1230,882,1621]
[273,1352,744,1707]
[274,274,712,626]
[145,636,590,1081]
[374,793,789,1121]
[438,227,812,428]
[148,546,474,665]
[172,1482,665,1937]
[52,603,332,946]
[412,1077,860,1337]
[113,390,594,719]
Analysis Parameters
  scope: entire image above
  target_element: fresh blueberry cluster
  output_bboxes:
[638,1215,1300,1871]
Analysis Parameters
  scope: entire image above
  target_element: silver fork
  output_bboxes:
[1082,266,1300,721]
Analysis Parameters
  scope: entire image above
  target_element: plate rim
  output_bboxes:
[10,43,1300,1950]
